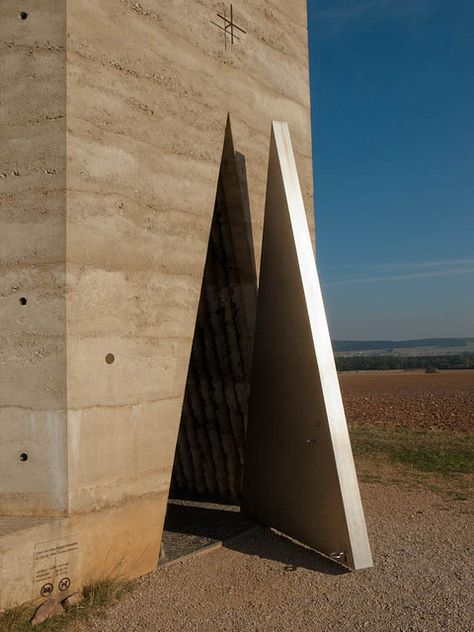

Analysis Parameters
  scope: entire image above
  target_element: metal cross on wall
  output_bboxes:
[211,4,246,50]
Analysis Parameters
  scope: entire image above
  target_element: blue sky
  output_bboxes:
[307,0,474,339]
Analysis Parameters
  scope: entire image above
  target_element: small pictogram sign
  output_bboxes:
[58,577,71,592]
[40,583,53,597]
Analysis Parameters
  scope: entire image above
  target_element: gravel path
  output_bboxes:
[82,481,473,632]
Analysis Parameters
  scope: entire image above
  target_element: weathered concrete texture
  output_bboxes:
[0,1,67,516]
[1,0,313,607]
[0,493,166,609]
[65,0,314,515]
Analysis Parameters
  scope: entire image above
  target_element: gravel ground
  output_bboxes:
[81,481,473,632]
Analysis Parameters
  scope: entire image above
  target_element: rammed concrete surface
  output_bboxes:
[0,0,67,517]
[65,0,314,514]
[0,493,168,609]
[0,0,314,607]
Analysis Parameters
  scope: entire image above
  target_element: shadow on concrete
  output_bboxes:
[161,500,254,563]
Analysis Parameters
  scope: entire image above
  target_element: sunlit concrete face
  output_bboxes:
[0,0,68,517]
[0,0,313,607]
[65,0,314,514]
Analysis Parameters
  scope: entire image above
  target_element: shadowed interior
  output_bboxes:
[170,121,257,503]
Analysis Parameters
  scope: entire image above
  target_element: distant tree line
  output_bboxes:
[333,338,472,353]
[336,353,474,372]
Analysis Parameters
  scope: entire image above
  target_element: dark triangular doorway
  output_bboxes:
[170,117,257,505]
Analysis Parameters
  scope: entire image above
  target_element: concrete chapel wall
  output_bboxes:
[0,1,68,516]
[0,0,314,605]
[65,0,314,514]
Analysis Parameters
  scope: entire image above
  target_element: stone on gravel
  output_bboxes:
[62,592,84,609]
[31,598,64,626]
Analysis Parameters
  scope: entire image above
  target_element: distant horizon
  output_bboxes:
[308,0,474,340]
[333,336,474,342]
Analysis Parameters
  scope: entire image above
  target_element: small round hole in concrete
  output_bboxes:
[20,453,28,461]
[105,353,115,364]
[20,11,28,20]
[19,297,28,305]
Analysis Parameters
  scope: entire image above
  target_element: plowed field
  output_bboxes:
[339,369,474,433]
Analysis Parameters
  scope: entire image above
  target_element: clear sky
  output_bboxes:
[307,0,474,340]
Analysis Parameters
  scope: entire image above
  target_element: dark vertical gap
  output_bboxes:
[169,120,257,504]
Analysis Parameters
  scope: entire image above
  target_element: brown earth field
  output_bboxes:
[340,369,474,433]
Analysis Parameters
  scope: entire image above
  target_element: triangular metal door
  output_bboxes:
[241,122,372,570]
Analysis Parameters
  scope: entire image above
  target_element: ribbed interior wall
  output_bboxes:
[171,141,256,502]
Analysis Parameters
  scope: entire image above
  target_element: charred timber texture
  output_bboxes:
[170,119,257,503]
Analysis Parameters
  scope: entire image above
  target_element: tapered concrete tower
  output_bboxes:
[1,0,370,610]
